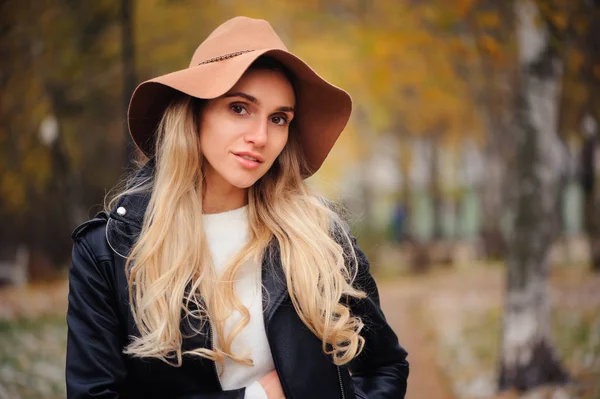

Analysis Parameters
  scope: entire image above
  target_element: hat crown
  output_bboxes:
[189,16,287,68]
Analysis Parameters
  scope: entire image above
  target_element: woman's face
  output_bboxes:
[199,68,295,194]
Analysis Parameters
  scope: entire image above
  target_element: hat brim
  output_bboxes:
[127,48,352,178]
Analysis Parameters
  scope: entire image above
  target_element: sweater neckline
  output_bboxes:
[202,204,248,224]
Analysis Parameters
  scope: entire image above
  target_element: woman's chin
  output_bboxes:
[227,175,261,189]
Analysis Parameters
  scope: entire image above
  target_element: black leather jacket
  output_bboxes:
[66,162,409,399]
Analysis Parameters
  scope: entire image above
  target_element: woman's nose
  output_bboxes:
[244,119,268,146]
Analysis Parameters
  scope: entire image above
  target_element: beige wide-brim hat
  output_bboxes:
[128,16,352,178]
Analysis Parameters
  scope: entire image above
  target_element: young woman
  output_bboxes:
[66,16,409,399]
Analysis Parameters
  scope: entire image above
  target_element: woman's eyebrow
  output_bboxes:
[278,106,295,113]
[224,91,295,113]
[224,91,258,104]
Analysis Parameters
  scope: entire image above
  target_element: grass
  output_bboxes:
[0,316,67,399]
[553,307,600,398]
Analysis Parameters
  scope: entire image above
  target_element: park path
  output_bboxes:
[378,278,456,399]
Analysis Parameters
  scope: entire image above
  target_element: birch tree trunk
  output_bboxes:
[499,0,569,390]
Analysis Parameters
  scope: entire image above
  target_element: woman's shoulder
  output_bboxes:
[71,211,110,241]
[70,211,114,263]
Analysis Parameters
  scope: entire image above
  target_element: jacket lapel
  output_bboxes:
[261,239,288,324]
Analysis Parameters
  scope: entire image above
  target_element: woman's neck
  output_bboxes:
[202,186,248,215]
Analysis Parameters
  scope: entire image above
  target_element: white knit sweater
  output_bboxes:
[202,204,272,399]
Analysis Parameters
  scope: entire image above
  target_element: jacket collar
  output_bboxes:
[105,158,287,323]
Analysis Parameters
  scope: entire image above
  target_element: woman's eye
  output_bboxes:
[271,115,288,126]
[230,104,248,115]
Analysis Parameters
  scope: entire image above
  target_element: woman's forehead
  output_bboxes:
[226,68,296,107]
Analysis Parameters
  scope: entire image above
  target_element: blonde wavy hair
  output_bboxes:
[106,63,366,369]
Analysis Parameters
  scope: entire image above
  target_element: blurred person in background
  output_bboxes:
[65,16,408,399]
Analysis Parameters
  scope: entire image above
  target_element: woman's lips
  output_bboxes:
[233,153,262,169]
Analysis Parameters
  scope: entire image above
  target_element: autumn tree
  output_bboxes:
[498,0,570,390]
[0,0,123,272]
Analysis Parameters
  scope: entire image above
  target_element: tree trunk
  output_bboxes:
[499,0,569,391]
[121,0,137,168]
[480,135,507,259]
[400,136,413,240]
[429,135,444,240]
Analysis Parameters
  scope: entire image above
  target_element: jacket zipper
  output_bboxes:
[209,321,222,389]
[337,366,346,399]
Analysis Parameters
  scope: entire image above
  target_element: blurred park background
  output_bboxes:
[1,0,600,398]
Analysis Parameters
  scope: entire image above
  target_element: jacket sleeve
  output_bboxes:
[66,235,129,398]
[345,234,409,399]
[67,233,252,399]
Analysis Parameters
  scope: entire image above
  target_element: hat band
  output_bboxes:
[198,49,255,65]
